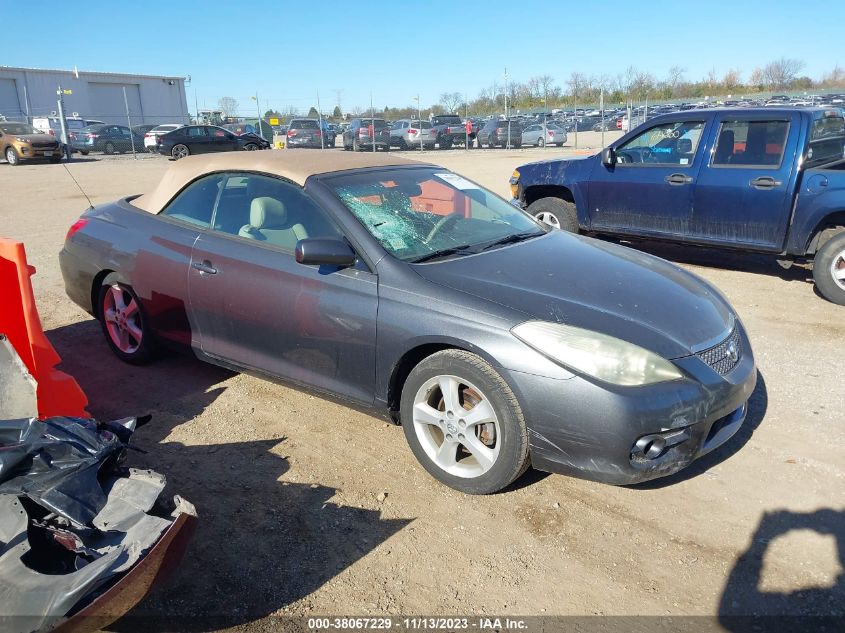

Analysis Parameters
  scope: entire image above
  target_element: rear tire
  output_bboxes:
[171,144,190,160]
[537,136,545,147]
[97,277,156,365]
[353,138,361,152]
[400,349,529,494]
[527,197,578,232]
[104,142,115,155]
[813,231,845,305]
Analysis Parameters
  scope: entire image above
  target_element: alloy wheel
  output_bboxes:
[412,375,501,478]
[102,284,143,354]
[535,211,561,229]
[831,248,845,290]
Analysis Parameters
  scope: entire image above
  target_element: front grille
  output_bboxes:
[32,142,59,149]
[696,326,742,375]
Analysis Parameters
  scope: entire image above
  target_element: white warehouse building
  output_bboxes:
[0,66,190,125]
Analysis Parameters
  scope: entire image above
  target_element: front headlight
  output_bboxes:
[15,137,30,143]
[512,321,684,386]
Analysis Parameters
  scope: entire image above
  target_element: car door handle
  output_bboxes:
[191,261,218,275]
[750,176,782,189]
[665,173,693,185]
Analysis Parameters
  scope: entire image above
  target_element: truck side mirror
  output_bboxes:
[601,147,616,167]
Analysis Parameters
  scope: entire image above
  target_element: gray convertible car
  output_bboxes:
[60,152,756,494]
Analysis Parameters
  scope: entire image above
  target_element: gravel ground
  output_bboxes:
[1,140,842,631]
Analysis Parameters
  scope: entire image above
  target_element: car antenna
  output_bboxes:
[61,162,94,209]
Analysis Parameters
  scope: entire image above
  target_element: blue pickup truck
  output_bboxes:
[510,107,845,304]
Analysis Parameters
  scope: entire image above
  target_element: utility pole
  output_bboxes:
[600,87,605,148]
[56,86,71,161]
[504,67,510,149]
[370,92,376,153]
[122,86,137,159]
[316,89,325,149]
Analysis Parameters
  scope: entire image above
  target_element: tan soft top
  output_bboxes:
[132,150,427,214]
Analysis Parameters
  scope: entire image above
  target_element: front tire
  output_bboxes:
[400,349,529,494]
[5,147,20,165]
[527,197,578,232]
[813,231,845,305]
[97,278,155,364]
[244,143,258,151]
[536,136,545,147]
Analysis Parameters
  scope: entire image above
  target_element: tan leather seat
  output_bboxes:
[238,197,307,250]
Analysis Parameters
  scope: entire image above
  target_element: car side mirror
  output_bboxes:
[601,147,616,167]
[295,238,356,267]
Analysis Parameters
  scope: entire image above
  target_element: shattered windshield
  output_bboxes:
[323,167,546,262]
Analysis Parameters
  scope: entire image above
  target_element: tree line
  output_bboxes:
[217,58,845,121]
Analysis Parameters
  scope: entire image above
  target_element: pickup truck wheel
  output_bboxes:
[527,197,578,232]
[813,231,845,305]
[439,136,452,150]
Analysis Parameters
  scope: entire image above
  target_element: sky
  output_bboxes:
[4,0,842,115]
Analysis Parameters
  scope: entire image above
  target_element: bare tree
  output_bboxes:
[748,68,765,90]
[722,69,742,92]
[666,66,686,94]
[439,92,463,114]
[763,58,806,89]
[218,96,239,119]
[822,65,845,87]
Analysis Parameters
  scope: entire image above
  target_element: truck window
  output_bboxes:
[808,113,845,166]
[712,120,789,168]
[616,120,705,166]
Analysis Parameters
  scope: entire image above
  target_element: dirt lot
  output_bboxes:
[1,140,843,630]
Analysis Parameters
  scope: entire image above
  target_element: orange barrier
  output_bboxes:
[0,238,89,419]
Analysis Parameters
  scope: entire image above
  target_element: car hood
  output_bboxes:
[412,231,734,359]
[15,133,58,143]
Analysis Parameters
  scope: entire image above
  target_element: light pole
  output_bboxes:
[413,94,422,152]
[504,67,511,149]
[251,94,264,140]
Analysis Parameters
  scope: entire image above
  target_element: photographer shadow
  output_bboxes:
[47,319,413,630]
[719,508,845,632]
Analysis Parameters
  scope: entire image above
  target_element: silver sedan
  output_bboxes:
[521,123,568,147]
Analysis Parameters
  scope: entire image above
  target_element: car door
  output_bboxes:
[187,172,379,404]
[205,126,236,153]
[586,118,709,236]
[184,126,210,153]
[691,113,798,250]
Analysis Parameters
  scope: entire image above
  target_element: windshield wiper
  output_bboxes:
[478,231,544,252]
[410,244,475,263]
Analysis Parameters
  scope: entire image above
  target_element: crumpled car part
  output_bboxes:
[0,417,196,633]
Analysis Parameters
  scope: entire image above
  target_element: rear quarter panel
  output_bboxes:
[64,200,199,346]
[788,165,845,254]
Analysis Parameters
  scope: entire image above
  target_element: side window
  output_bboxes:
[712,120,789,167]
[187,127,207,138]
[160,174,224,227]
[211,173,343,253]
[617,120,705,166]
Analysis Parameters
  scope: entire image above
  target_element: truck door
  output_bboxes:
[691,113,799,251]
[587,118,707,237]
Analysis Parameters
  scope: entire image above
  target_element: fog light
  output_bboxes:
[634,435,667,459]
[631,428,689,461]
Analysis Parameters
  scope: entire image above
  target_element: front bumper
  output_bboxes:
[504,325,758,485]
